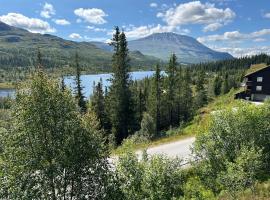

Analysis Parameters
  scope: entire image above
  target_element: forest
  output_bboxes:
[0,27,270,199]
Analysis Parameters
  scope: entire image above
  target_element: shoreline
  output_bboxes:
[0,83,15,90]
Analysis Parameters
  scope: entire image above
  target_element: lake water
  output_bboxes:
[0,89,15,98]
[64,71,155,98]
[0,71,156,98]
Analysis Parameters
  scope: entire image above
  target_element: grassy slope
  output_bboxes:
[114,89,241,154]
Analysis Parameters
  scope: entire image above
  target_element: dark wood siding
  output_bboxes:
[246,67,270,95]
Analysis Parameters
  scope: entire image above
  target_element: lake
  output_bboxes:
[0,89,15,98]
[65,71,156,98]
[0,71,156,98]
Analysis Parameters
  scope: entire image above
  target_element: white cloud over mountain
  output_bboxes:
[54,19,70,25]
[150,3,158,8]
[74,8,107,24]
[212,46,270,57]
[0,12,55,33]
[112,24,190,39]
[203,23,223,32]
[263,13,270,19]
[40,2,55,19]
[157,1,235,31]
[69,33,82,39]
[197,29,270,43]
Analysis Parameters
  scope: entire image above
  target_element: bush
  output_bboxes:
[183,176,215,200]
[116,151,185,200]
[193,102,270,195]
[138,112,156,139]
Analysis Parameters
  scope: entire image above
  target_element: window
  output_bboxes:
[257,77,263,82]
[256,86,262,91]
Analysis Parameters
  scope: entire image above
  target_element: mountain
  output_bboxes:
[90,32,233,64]
[128,32,233,63]
[0,21,160,72]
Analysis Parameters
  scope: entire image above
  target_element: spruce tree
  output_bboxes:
[181,68,193,121]
[148,64,162,135]
[90,79,110,132]
[221,73,230,94]
[74,52,86,113]
[109,27,134,145]
[194,71,208,110]
[61,76,66,92]
[166,53,177,126]
[37,48,42,69]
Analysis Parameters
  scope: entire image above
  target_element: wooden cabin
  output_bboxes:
[235,63,270,102]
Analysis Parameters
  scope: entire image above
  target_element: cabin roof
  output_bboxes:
[245,63,270,77]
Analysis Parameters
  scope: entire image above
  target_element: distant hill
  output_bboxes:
[0,21,160,72]
[128,32,233,63]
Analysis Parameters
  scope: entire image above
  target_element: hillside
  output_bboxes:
[0,21,160,71]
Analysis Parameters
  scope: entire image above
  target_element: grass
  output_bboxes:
[218,180,270,200]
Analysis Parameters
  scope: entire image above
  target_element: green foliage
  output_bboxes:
[0,72,115,199]
[183,176,216,200]
[89,80,111,132]
[194,102,270,195]
[218,146,263,198]
[116,151,184,200]
[0,23,160,79]
[109,27,135,145]
[138,112,156,139]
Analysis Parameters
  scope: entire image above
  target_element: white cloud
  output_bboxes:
[86,26,106,32]
[197,29,270,43]
[203,22,223,32]
[0,12,55,33]
[110,24,190,39]
[150,3,158,8]
[69,33,82,39]
[40,2,55,19]
[54,19,70,25]
[253,38,266,42]
[74,8,107,24]
[211,46,270,57]
[263,13,270,19]
[157,1,235,31]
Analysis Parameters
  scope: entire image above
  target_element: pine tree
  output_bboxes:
[61,76,66,92]
[175,65,182,124]
[166,53,177,126]
[181,68,193,121]
[109,27,134,145]
[90,79,110,132]
[148,64,162,135]
[194,71,208,110]
[37,48,42,69]
[221,73,230,94]
[74,52,86,113]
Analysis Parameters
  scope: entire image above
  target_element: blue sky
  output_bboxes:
[0,0,269,57]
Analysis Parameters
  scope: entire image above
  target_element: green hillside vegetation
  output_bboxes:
[0,21,160,84]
